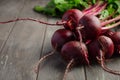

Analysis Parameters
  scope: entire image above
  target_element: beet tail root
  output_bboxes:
[34,49,56,73]
[97,50,120,75]
[0,18,66,26]
[62,59,74,80]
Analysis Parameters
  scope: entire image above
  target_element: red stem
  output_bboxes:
[76,26,84,42]
[92,3,107,16]
[84,2,107,16]
[101,15,120,27]
[0,18,66,26]
[83,1,100,13]
[84,3,100,15]
[102,21,120,31]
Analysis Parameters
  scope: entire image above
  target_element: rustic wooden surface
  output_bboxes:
[0,0,120,80]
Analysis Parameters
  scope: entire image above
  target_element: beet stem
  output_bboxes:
[84,4,100,15]
[102,21,120,31]
[84,2,107,16]
[101,15,120,27]
[34,49,56,73]
[92,3,107,16]
[98,50,120,75]
[83,1,100,13]
[76,27,83,42]
[0,18,66,26]
[63,59,74,80]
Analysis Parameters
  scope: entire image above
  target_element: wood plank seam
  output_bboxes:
[36,17,48,80]
[84,66,88,80]
[0,0,26,55]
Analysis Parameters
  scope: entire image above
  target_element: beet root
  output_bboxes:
[61,41,89,65]
[62,9,83,30]
[79,14,101,41]
[110,32,120,45]
[104,31,120,54]
[87,36,114,61]
[51,29,75,52]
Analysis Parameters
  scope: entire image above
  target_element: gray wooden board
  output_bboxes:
[0,0,48,80]
[0,0,26,74]
[0,0,25,52]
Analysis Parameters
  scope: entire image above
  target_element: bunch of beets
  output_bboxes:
[0,2,120,80]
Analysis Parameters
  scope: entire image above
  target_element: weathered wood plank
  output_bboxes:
[0,0,25,50]
[0,0,49,80]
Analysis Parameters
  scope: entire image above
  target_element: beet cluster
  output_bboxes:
[51,9,120,78]
[0,2,120,80]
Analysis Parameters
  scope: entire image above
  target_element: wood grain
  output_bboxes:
[0,0,48,80]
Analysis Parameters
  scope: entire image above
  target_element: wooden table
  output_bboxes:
[0,0,120,80]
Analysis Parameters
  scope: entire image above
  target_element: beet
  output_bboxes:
[79,14,101,41]
[104,31,120,55]
[79,14,120,42]
[51,29,75,51]
[98,36,114,58]
[62,9,83,30]
[61,41,89,65]
[110,32,120,44]
[87,36,114,61]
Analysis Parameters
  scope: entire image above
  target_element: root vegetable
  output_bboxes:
[61,41,89,65]
[79,14,120,41]
[51,29,75,51]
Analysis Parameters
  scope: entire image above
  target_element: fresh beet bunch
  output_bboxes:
[0,1,120,80]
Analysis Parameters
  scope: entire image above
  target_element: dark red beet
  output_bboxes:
[87,40,100,61]
[79,14,101,41]
[98,36,114,58]
[51,29,75,51]
[87,36,114,61]
[104,30,120,44]
[61,41,89,65]
[62,9,83,30]
[79,14,120,42]
[104,31,120,54]
[110,32,120,44]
